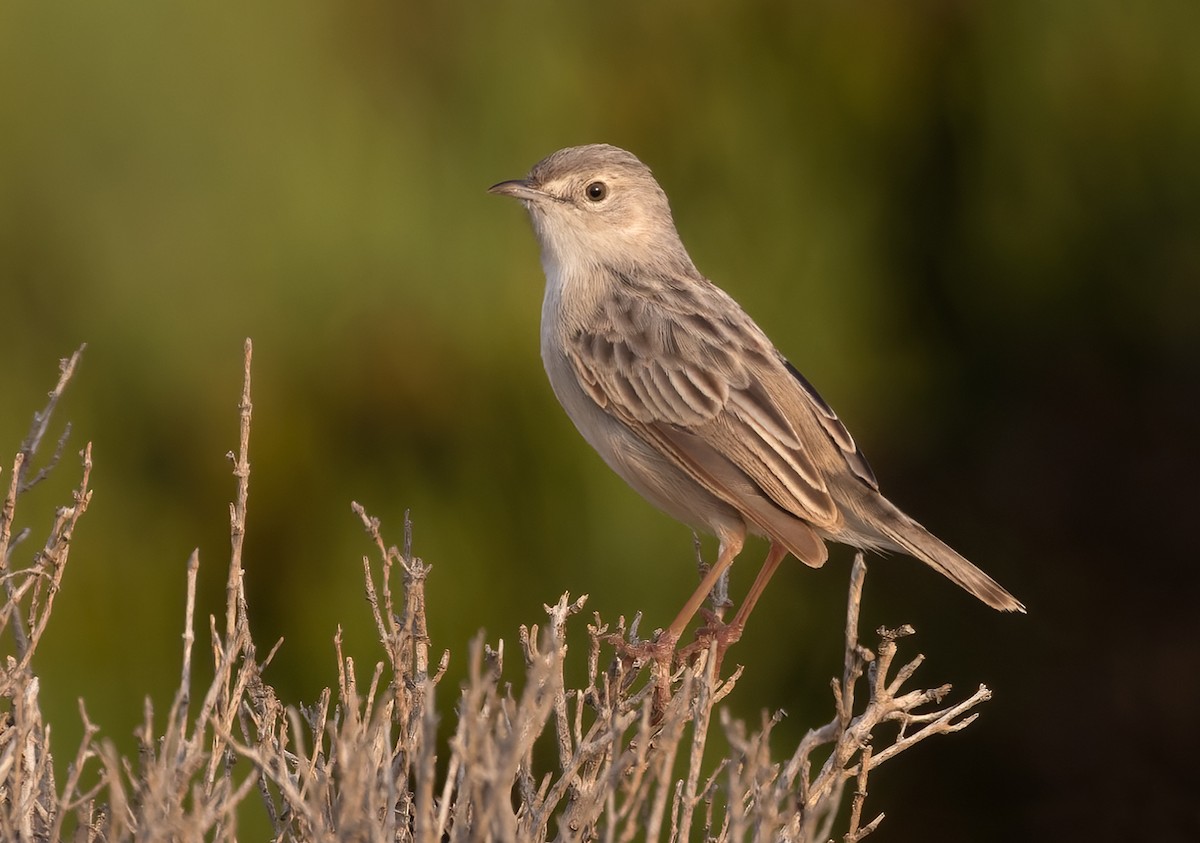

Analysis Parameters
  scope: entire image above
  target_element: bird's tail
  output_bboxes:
[868,496,1025,613]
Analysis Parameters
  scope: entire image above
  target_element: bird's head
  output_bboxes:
[489,144,691,275]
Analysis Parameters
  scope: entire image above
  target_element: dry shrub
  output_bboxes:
[0,342,994,841]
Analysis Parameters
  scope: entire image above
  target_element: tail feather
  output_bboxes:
[869,498,1025,613]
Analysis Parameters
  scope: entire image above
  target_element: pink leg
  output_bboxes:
[726,541,789,638]
[679,541,791,665]
[664,527,745,645]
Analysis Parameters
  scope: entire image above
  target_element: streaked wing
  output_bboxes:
[567,276,846,533]
[781,360,878,491]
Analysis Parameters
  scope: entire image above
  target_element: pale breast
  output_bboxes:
[539,279,745,537]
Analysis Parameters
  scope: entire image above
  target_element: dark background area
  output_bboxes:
[2,2,1197,839]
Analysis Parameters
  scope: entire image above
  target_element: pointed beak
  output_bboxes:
[488,178,544,201]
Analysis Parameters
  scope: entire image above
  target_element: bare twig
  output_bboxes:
[0,346,1006,843]
[225,337,253,644]
[15,345,86,492]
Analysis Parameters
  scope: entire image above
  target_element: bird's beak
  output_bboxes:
[488,178,544,201]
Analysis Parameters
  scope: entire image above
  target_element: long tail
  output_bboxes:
[868,496,1026,613]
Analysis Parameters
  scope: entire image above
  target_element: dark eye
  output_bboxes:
[585,181,608,201]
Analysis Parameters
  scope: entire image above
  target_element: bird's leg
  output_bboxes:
[609,529,735,713]
[726,540,789,639]
[664,529,744,647]
[680,541,789,669]
[611,529,745,716]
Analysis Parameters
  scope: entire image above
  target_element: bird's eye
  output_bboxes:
[585,181,608,201]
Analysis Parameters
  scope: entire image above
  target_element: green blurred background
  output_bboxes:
[2,1,1197,838]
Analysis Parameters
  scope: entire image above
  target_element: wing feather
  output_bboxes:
[782,359,878,490]
[566,279,867,540]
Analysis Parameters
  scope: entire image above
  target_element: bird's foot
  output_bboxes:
[677,610,745,674]
[608,629,679,717]
[609,630,676,669]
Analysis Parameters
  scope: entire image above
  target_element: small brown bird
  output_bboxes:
[491,144,1023,652]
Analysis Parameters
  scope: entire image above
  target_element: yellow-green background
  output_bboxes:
[2,1,1197,838]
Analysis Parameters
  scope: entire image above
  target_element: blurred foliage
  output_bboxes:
[1,1,1197,838]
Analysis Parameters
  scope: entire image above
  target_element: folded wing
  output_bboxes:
[567,278,875,567]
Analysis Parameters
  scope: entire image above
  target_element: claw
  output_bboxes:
[677,617,745,675]
[606,629,681,718]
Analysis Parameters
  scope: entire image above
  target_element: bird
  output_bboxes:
[489,143,1024,655]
